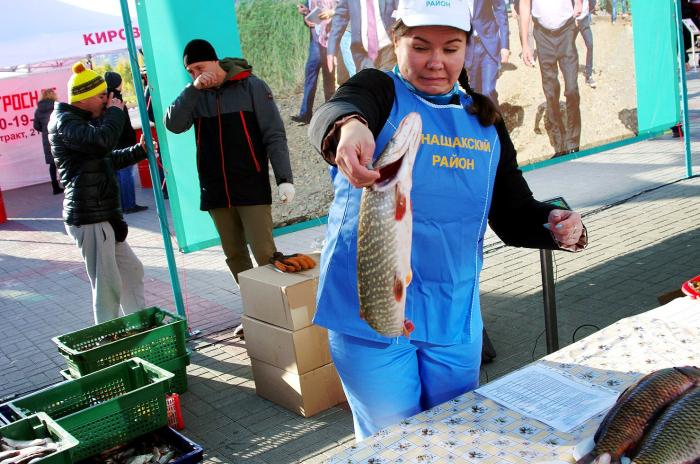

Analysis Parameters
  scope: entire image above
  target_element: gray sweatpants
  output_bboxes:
[65,221,145,324]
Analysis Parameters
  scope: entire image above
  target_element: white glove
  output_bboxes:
[278,182,295,204]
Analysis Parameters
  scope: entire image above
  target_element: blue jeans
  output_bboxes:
[116,166,136,210]
[575,14,594,78]
[339,30,356,77]
[612,0,627,22]
[298,30,335,119]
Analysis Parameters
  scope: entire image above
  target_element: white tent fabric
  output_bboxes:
[1,0,139,69]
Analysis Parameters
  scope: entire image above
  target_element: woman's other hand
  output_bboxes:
[336,119,380,188]
[547,209,584,246]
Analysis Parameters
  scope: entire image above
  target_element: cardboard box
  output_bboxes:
[242,315,331,374]
[238,253,320,331]
[251,358,345,417]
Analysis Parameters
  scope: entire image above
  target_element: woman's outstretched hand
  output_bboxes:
[335,118,381,188]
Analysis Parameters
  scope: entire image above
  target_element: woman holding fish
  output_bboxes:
[309,0,587,440]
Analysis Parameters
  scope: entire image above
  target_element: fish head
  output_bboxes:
[371,112,422,193]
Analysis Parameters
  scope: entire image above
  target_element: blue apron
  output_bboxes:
[314,73,501,346]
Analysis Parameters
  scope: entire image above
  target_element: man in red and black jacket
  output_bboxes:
[165,39,294,285]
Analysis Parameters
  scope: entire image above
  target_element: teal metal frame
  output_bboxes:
[118,1,186,321]
[674,0,695,178]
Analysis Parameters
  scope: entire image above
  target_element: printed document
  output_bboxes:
[475,364,618,432]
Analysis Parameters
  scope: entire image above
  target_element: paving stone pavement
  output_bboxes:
[0,75,699,462]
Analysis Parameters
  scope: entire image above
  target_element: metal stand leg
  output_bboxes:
[540,249,560,353]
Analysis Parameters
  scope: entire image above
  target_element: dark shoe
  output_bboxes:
[124,205,149,214]
[290,114,311,125]
[52,187,64,195]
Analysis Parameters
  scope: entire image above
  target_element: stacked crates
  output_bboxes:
[52,307,190,394]
[7,358,173,461]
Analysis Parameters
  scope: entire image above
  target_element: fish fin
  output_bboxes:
[395,185,407,221]
[675,365,700,382]
[405,270,412,286]
[402,320,414,337]
[393,274,404,302]
[359,308,365,320]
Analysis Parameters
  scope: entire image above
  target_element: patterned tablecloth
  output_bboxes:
[327,297,700,464]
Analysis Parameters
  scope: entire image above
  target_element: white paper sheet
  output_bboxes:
[644,297,700,326]
[475,364,619,432]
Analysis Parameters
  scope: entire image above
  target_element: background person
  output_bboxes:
[164,38,294,299]
[33,88,63,195]
[104,71,149,214]
[464,0,510,107]
[309,0,587,440]
[520,0,583,155]
[575,0,596,88]
[49,63,147,324]
[326,0,398,72]
[291,1,337,125]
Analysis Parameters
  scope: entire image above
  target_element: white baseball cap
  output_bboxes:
[394,0,472,32]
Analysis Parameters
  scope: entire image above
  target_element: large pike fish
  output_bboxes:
[631,386,700,464]
[357,112,422,338]
[577,366,700,464]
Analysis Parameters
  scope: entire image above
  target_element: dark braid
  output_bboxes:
[458,68,502,127]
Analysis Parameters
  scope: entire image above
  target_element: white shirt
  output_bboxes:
[532,0,574,30]
[361,0,392,55]
[576,0,590,21]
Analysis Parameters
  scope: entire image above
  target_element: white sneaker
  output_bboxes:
[586,76,597,88]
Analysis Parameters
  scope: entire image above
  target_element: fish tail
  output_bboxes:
[402,319,415,337]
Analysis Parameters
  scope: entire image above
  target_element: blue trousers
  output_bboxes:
[298,30,335,119]
[329,330,482,440]
[116,166,136,210]
[611,0,627,22]
[464,39,500,107]
[575,15,594,78]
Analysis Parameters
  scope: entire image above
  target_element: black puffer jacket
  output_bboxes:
[48,103,147,226]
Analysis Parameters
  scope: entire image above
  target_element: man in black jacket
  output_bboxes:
[165,39,294,286]
[50,62,148,324]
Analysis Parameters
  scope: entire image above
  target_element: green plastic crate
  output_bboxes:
[52,307,187,378]
[60,351,191,394]
[8,358,173,461]
[0,413,78,464]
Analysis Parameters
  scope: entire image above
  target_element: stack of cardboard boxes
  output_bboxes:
[239,254,346,417]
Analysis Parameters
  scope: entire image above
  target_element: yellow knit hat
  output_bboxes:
[67,62,107,104]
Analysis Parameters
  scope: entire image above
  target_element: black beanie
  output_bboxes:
[104,71,122,89]
[183,39,218,66]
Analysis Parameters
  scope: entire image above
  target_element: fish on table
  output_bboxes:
[631,386,700,464]
[576,366,700,464]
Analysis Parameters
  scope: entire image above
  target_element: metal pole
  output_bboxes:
[118,0,187,320]
[674,0,694,178]
[540,249,559,353]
